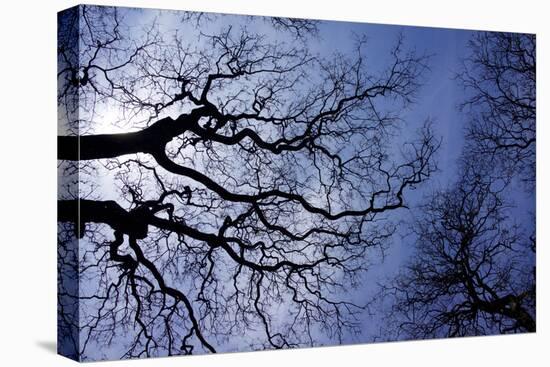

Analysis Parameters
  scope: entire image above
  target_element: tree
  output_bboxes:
[376,30,537,341]
[459,32,536,187]
[57,6,438,360]
[381,161,535,339]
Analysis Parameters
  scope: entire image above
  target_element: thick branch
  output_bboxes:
[58,108,206,160]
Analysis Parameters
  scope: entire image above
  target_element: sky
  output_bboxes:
[58,5,536,361]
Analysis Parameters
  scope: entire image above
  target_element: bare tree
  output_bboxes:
[180,11,321,40]
[381,160,535,340]
[57,6,438,360]
[459,32,536,187]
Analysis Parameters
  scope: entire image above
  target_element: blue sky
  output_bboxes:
[61,6,535,360]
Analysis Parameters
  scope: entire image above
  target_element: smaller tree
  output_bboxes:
[381,161,535,339]
[459,32,536,187]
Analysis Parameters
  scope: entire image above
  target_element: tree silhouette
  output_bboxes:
[381,161,535,339]
[57,6,438,360]
[459,32,536,187]
[378,31,536,340]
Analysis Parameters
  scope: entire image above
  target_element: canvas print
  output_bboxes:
[57,5,536,362]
